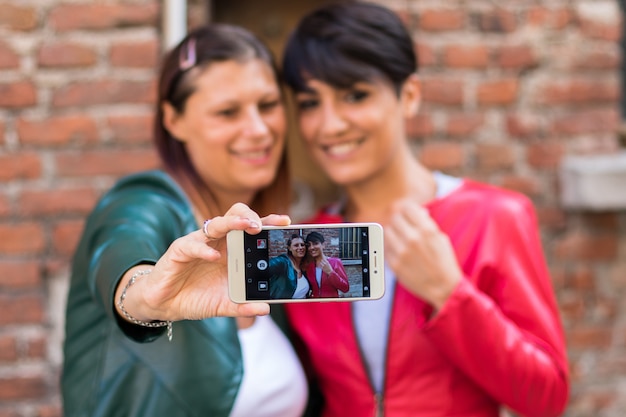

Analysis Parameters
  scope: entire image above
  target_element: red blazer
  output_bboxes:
[304,257,349,298]
[286,180,569,417]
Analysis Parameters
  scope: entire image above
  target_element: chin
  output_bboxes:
[327,171,364,187]
[247,173,276,190]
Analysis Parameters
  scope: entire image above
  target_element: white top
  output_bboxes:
[353,171,463,393]
[229,315,308,417]
[315,267,322,287]
[293,275,310,299]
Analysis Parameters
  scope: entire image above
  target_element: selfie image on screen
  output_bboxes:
[243,227,371,301]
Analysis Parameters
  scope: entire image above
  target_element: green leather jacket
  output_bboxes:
[62,170,246,417]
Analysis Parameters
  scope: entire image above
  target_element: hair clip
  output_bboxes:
[179,37,197,71]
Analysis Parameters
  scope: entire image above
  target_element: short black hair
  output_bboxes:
[282,2,417,95]
[305,231,325,244]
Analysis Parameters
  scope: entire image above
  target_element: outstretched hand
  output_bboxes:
[115,203,291,323]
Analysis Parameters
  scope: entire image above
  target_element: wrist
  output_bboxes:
[116,269,173,341]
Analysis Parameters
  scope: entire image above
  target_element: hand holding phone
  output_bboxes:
[227,223,385,303]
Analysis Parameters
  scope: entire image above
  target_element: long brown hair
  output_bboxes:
[154,24,290,218]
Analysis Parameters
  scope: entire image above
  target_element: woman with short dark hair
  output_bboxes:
[282,2,569,416]
[302,231,349,298]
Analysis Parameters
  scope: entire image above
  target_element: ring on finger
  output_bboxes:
[203,219,216,240]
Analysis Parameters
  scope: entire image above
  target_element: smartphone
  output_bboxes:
[227,223,384,303]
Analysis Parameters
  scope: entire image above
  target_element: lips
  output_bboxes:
[231,145,273,163]
[321,138,365,157]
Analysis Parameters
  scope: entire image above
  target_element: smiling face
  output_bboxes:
[288,237,306,260]
[306,240,324,259]
[294,77,418,188]
[164,58,286,205]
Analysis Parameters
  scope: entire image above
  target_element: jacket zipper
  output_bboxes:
[374,392,384,417]
[351,280,397,417]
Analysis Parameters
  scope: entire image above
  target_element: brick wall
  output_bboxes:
[0,0,623,416]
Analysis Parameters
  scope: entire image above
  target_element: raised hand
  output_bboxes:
[384,199,462,310]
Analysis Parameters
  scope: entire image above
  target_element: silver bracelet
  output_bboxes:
[117,269,173,342]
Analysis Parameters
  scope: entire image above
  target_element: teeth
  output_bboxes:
[237,150,267,159]
[326,141,358,156]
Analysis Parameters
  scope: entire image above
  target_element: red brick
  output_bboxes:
[499,175,540,196]
[418,9,465,31]
[0,41,19,69]
[0,153,42,181]
[558,292,586,321]
[0,261,41,289]
[506,113,543,139]
[581,212,619,231]
[0,81,37,108]
[0,222,45,255]
[526,7,572,29]
[55,149,159,177]
[418,142,465,170]
[26,336,47,359]
[49,3,158,31]
[579,19,621,42]
[52,79,156,108]
[17,115,99,146]
[421,78,464,106]
[0,193,9,217]
[526,141,564,168]
[476,143,516,171]
[569,390,619,412]
[551,109,618,135]
[37,403,63,417]
[416,42,436,68]
[477,79,519,105]
[0,375,46,400]
[443,44,488,68]
[45,259,66,278]
[18,187,99,216]
[574,49,620,71]
[609,262,626,290]
[52,220,84,257]
[553,232,618,261]
[445,113,484,137]
[107,114,154,144]
[37,42,97,68]
[0,294,45,325]
[0,336,17,362]
[0,120,4,146]
[566,326,613,349]
[0,4,38,31]
[110,40,159,68]
[568,265,596,291]
[497,45,538,70]
[477,10,517,33]
[405,113,433,139]
[536,206,566,230]
[540,79,619,106]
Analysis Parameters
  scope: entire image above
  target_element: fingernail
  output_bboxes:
[249,221,260,229]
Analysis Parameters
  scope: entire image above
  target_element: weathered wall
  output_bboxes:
[0,1,623,416]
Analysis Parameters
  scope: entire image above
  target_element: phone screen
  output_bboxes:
[242,226,374,301]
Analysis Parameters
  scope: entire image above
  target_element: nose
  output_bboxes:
[319,101,348,137]
[244,107,270,138]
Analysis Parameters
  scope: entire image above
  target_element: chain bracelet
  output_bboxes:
[117,269,173,342]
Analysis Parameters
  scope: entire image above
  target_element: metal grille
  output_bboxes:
[340,228,362,260]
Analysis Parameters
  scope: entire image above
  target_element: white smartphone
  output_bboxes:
[227,223,384,303]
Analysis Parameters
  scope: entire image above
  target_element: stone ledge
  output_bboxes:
[560,151,626,211]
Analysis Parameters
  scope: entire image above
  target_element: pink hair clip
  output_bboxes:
[179,38,197,71]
